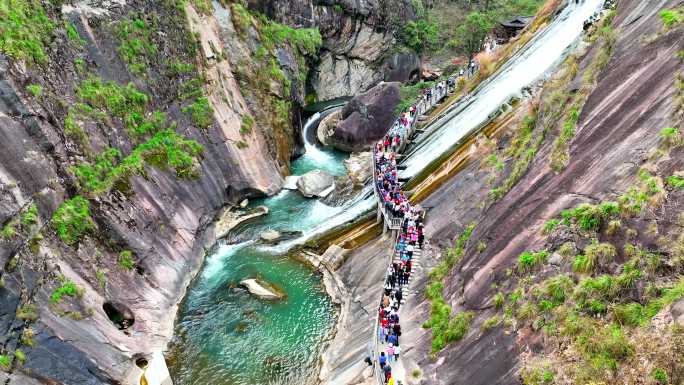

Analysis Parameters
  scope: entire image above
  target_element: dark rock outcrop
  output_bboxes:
[325,82,401,151]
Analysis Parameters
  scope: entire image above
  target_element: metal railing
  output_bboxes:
[372,83,448,230]
[369,82,448,384]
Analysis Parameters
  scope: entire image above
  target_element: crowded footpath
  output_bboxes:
[369,78,455,385]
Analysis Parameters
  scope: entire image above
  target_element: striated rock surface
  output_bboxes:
[0,0,308,383]
[324,82,401,152]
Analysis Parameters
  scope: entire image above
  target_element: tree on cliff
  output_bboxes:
[401,17,439,66]
[449,12,494,65]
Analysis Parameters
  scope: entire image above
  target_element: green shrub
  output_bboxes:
[542,219,560,234]
[182,96,214,129]
[116,17,158,75]
[572,255,590,273]
[20,327,35,346]
[261,21,322,55]
[395,81,434,115]
[124,110,167,137]
[605,219,621,235]
[550,106,581,171]
[517,250,548,273]
[652,368,669,384]
[76,77,148,117]
[0,0,55,65]
[118,250,135,270]
[230,3,253,35]
[576,323,633,373]
[26,83,42,97]
[65,22,83,43]
[493,292,505,308]
[561,202,617,231]
[21,203,38,226]
[96,270,106,289]
[660,127,681,147]
[51,196,95,245]
[240,114,254,134]
[490,113,540,200]
[191,0,212,15]
[14,349,25,363]
[667,174,684,189]
[582,240,617,271]
[660,8,683,29]
[481,315,501,331]
[558,242,576,258]
[72,129,204,194]
[16,303,38,321]
[0,354,9,371]
[50,280,80,303]
[611,302,646,327]
[1,220,17,239]
[424,224,476,352]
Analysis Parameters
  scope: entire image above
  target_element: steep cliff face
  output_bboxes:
[402,0,684,383]
[247,0,420,101]
[0,0,319,382]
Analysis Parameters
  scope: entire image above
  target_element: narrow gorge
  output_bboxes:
[0,0,682,385]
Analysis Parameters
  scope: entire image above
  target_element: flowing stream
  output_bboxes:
[168,1,602,384]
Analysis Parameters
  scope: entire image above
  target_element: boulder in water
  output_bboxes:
[322,82,401,152]
[239,278,286,300]
[260,229,282,243]
[215,206,269,239]
[259,229,303,244]
[296,169,335,198]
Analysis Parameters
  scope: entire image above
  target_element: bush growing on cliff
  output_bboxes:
[517,250,548,273]
[77,77,148,118]
[182,97,214,129]
[51,196,95,245]
[116,17,158,75]
[660,7,684,29]
[50,280,80,303]
[667,174,684,189]
[21,203,38,226]
[0,355,10,371]
[16,304,38,321]
[261,21,322,56]
[0,0,55,65]
[118,250,135,270]
[72,129,204,194]
[240,114,254,134]
[1,220,17,239]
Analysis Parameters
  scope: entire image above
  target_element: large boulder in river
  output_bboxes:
[324,82,402,152]
[296,169,335,198]
[239,278,286,300]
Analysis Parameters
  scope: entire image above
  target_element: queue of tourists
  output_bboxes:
[369,81,446,385]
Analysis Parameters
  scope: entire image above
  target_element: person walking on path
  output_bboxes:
[383,364,392,383]
[394,344,400,361]
[386,343,395,362]
[379,352,387,369]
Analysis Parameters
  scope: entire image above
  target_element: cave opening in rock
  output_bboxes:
[135,356,149,369]
[103,301,135,330]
